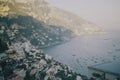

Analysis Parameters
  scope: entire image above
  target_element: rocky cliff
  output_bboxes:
[0,39,85,80]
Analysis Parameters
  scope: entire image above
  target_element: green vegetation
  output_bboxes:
[0,15,73,48]
[55,70,76,80]
[92,73,101,78]
[0,38,8,53]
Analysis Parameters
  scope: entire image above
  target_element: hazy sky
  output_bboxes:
[46,0,120,30]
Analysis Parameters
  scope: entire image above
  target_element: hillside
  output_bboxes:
[49,7,105,35]
[0,1,85,80]
[0,0,105,35]
[0,15,85,79]
[0,39,86,80]
[0,15,73,48]
[0,0,106,80]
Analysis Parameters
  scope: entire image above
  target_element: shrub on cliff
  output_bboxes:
[0,38,8,53]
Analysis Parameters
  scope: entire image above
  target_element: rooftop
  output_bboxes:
[88,62,120,77]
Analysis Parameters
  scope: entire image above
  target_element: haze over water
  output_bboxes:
[45,0,120,76]
[47,0,120,31]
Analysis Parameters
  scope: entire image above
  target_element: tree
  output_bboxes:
[0,38,8,53]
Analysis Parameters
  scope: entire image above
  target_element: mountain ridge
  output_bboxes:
[0,0,105,35]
